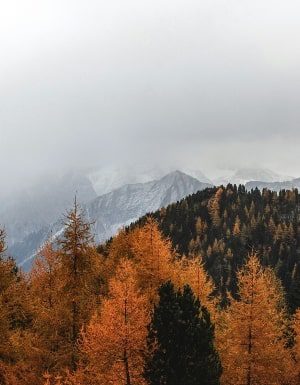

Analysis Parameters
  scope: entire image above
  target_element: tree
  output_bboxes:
[131,217,173,303]
[289,263,300,313]
[58,199,101,371]
[28,241,67,372]
[233,215,241,237]
[293,309,300,383]
[0,228,34,384]
[145,281,221,385]
[171,255,218,319]
[80,259,149,385]
[208,188,223,228]
[219,254,293,385]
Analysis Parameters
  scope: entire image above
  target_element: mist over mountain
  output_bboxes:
[2,163,299,269]
[246,177,300,192]
[1,172,97,246]
[8,170,211,268]
[213,168,294,186]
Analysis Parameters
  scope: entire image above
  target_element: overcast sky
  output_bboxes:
[1,0,300,191]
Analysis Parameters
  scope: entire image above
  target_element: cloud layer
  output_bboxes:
[1,0,300,192]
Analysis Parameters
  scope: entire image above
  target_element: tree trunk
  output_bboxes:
[124,348,131,385]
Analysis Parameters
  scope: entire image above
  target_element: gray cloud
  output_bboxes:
[1,0,300,193]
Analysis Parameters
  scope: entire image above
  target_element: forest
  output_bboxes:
[0,185,300,385]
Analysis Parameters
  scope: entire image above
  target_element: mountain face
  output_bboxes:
[213,168,293,186]
[8,171,211,268]
[87,164,211,195]
[3,172,97,259]
[85,171,211,243]
[245,177,300,192]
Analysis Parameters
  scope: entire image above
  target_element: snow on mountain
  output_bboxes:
[12,171,211,269]
[212,168,293,186]
[245,177,300,192]
[180,169,212,184]
[87,165,211,195]
[85,170,211,243]
[87,165,166,195]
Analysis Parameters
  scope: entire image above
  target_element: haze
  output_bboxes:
[1,0,300,195]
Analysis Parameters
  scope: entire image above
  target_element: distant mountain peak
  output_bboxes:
[213,168,294,186]
[9,170,212,269]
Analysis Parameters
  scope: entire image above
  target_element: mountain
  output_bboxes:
[87,165,165,195]
[180,169,212,184]
[9,170,211,268]
[87,164,211,195]
[213,168,293,186]
[85,170,211,243]
[3,171,97,257]
[245,177,300,191]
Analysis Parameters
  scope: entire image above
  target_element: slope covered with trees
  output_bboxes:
[1,187,300,384]
[132,185,300,307]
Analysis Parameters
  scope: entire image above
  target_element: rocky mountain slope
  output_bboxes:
[8,171,211,268]
[246,177,300,191]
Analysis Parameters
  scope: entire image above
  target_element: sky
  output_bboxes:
[1,0,300,192]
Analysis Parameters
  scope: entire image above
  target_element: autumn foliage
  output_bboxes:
[0,204,300,385]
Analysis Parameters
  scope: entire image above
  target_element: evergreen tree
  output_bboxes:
[289,263,300,313]
[145,281,221,385]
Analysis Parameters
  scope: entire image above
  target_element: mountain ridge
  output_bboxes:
[10,170,212,268]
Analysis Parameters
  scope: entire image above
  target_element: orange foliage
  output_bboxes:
[131,217,174,302]
[293,309,300,383]
[218,254,293,385]
[171,255,218,318]
[80,259,149,385]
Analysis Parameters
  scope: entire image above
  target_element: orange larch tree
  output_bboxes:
[131,217,173,303]
[0,228,34,384]
[218,254,293,385]
[293,309,300,383]
[171,255,218,319]
[58,200,101,371]
[80,259,149,385]
[28,241,67,373]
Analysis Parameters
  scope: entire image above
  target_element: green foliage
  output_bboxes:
[145,281,221,385]
[289,263,300,313]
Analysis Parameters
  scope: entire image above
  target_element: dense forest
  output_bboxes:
[131,185,300,309]
[0,187,300,384]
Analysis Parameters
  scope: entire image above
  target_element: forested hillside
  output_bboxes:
[132,185,300,308]
[1,189,300,384]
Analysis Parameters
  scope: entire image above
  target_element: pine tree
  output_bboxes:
[145,281,221,385]
[80,259,149,385]
[289,263,300,312]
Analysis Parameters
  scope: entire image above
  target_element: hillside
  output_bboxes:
[131,184,300,307]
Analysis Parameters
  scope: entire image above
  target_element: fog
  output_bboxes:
[1,0,300,194]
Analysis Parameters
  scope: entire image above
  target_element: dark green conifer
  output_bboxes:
[145,281,222,385]
[289,263,300,313]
